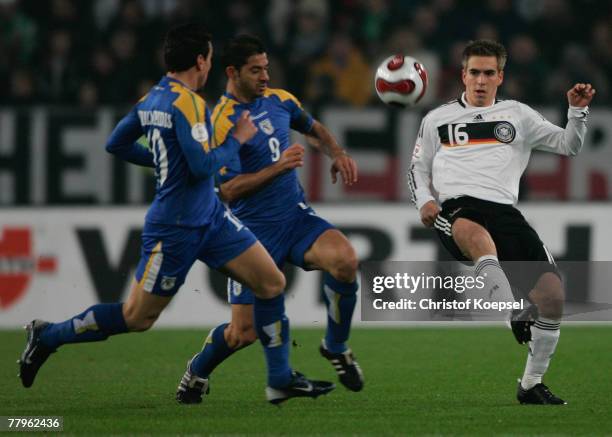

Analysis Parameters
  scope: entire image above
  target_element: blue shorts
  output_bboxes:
[135,206,257,297]
[228,203,335,304]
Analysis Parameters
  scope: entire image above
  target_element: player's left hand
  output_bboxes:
[567,83,596,107]
[331,152,358,185]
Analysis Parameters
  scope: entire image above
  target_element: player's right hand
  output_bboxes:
[567,83,596,107]
[277,143,305,171]
[233,111,258,144]
[420,200,441,228]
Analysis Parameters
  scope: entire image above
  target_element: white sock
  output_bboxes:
[474,255,515,303]
[521,318,561,390]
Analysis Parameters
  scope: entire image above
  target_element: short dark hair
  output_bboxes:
[222,34,266,70]
[462,39,508,70]
[163,23,212,72]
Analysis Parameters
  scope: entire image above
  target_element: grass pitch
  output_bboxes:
[1,326,611,435]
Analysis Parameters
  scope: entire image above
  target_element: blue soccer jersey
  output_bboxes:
[106,76,242,227]
[213,88,314,223]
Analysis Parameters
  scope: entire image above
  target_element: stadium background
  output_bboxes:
[2,0,611,325]
[2,1,612,434]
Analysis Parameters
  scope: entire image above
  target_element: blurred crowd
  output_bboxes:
[1,0,611,109]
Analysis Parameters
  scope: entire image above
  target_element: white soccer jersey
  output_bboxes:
[408,92,589,209]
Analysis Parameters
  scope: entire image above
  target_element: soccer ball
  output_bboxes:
[375,55,428,107]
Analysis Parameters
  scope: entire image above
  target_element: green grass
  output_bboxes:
[1,326,611,435]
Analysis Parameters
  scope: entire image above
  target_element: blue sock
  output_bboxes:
[190,323,235,378]
[254,294,292,388]
[40,303,128,350]
[322,272,358,354]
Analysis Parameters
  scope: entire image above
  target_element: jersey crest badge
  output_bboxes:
[493,122,516,143]
[258,118,275,135]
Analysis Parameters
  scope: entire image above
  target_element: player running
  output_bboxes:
[18,24,334,403]
[409,39,595,405]
[176,35,363,405]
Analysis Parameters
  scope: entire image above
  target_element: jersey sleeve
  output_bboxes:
[211,100,242,185]
[216,154,242,185]
[520,103,588,156]
[408,114,438,210]
[273,89,314,134]
[173,101,241,179]
[211,104,236,149]
[105,105,155,167]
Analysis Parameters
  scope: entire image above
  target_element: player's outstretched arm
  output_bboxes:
[527,83,595,156]
[178,110,256,179]
[106,109,155,167]
[219,143,305,203]
[306,121,357,185]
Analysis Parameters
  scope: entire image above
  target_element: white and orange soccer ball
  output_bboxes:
[375,54,429,107]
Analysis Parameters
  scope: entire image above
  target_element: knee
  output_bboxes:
[266,271,286,296]
[226,324,257,349]
[329,246,359,283]
[123,305,160,332]
[258,270,286,299]
[530,272,564,319]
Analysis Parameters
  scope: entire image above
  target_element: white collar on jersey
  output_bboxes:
[461,92,498,109]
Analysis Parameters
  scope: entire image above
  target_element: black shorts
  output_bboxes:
[433,196,559,296]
